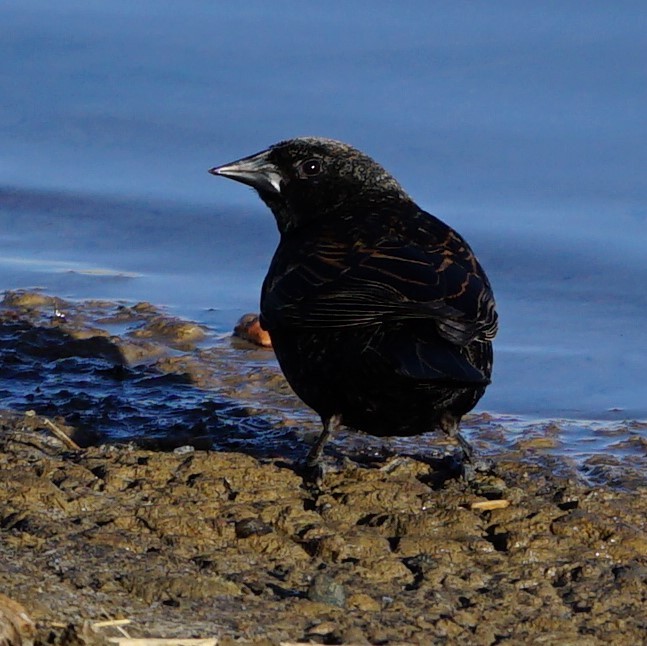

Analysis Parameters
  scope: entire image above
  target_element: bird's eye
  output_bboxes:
[299,159,322,177]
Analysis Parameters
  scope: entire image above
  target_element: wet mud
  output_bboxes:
[0,291,646,644]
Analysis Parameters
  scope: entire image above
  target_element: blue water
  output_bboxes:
[1,1,646,424]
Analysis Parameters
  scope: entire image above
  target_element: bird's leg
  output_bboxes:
[306,413,341,468]
[455,430,474,461]
[440,412,476,480]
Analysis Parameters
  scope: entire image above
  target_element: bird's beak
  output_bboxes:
[209,149,283,195]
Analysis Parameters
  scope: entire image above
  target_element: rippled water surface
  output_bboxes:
[1,2,645,460]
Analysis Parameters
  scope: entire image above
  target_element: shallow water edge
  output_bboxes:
[1,288,645,490]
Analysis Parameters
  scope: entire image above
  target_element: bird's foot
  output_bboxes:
[300,457,326,487]
[298,456,350,497]
[453,431,495,482]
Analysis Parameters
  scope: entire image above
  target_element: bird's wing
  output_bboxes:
[261,227,498,347]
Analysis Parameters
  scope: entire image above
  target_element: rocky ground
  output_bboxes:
[0,290,646,645]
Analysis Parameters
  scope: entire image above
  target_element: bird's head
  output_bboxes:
[209,137,409,234]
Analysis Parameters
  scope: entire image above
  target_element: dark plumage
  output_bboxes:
[209,137,498,468]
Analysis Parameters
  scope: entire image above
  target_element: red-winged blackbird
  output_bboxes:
[210,138,498,469]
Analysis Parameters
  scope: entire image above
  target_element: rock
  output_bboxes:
[307,573,346,607]
[234,517,274,538]
[233,313,272,347]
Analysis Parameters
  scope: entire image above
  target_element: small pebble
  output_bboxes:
[173,445,195,455]
[307,573,346,607]
[234,517,273,539]
[306,620,337,636]
[234,314,272,347]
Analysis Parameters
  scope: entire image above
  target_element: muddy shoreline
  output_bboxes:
[1,291,646,644]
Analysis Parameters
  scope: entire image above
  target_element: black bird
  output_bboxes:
[209,138,498,470]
